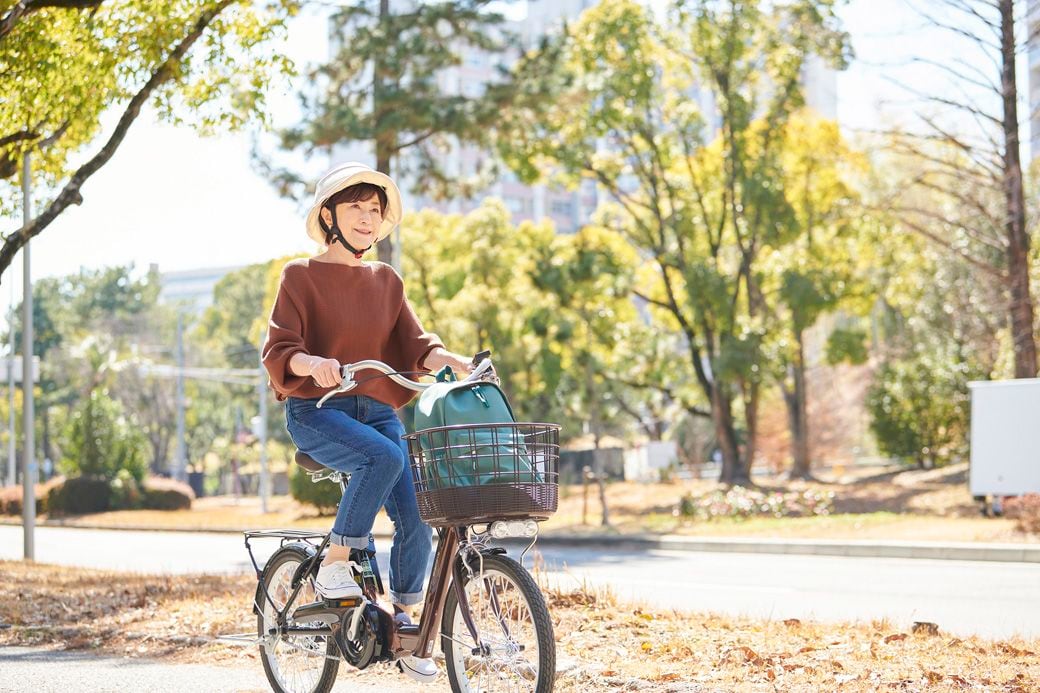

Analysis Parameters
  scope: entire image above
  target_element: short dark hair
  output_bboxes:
[322,183,389,244]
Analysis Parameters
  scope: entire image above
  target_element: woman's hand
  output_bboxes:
[423,348,475,376]
[309,356,343,388]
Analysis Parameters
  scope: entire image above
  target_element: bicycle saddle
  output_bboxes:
[294,450,325,473]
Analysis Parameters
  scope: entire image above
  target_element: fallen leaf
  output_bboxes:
[783,618,801,627]
[798,646,816,654]
[925,671,943,684]
[656,673,680,681]
[884,633,908,644]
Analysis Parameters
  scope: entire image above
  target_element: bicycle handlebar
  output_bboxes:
[315,356,495,409]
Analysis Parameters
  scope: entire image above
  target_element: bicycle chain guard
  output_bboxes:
[336,603,394,669]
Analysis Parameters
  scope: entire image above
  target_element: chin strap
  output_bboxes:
[319,205,373,259]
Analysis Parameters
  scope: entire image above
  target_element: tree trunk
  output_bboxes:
[743,379,760,479]
[374,0,395,268]
[713,383,748,485]
[1000,0,1038,377]
[786,331,812,479]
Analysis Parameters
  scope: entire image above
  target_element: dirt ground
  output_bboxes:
[6,462,1031,544]
[1,560,1037,692]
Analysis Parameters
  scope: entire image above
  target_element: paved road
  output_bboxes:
[0,646,416,693]
[2,525,1038,639]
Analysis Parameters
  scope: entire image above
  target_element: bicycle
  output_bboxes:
[223,356,560,693]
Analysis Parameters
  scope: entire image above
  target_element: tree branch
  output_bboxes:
[0,0,234,282]
[0,0,103,41]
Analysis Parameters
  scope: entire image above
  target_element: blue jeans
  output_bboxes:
[285,395,432,606]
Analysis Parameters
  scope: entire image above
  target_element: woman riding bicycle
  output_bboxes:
[261,162,473,683]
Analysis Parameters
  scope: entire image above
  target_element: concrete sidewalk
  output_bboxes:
[6,518,1038,563]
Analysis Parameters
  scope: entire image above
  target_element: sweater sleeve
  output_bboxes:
[261,273,311,397]
[388,295,444,376]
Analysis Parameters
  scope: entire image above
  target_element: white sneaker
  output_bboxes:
[314,561,362,600]
[398,654,439,683]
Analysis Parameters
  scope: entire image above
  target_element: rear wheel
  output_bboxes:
[441,553,555,693]
[257,546,339,693]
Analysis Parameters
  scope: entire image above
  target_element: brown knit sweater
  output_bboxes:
[261,258,444,409]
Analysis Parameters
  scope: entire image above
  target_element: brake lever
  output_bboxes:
[316,367,358,409]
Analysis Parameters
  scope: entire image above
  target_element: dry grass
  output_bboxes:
[1,560,1037,691]
[3,462,1033,543]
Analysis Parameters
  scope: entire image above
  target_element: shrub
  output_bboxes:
[46,476,113,515]
[141,476,195,511]
[675,486,834,521]
[109,469,144,511]
[866,349,981,469]
[60,389,147,482]
[1005,494,1040,536]
[0,477,63,516]
[289,464,342,515]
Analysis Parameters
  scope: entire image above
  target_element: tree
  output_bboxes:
[497,0,849,484]
[0,0,295,282]
[882,0,1037,377]
[267,0,516,266]
[759,113,865,479]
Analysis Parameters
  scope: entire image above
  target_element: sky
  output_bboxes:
[1,0,1003,312]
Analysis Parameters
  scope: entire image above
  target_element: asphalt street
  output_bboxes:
[0,646,418,693]
[2,525,1038,639]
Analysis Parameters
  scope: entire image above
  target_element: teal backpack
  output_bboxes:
[413,367,539,489]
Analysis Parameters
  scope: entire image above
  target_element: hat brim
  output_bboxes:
[305,169,403,246]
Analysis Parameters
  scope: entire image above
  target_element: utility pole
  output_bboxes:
[6,304,14,488]
[21,151,34,560]
[256,332,269,513]
[173,313,186,481]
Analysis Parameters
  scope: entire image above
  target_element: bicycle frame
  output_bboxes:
[246,524,487,660]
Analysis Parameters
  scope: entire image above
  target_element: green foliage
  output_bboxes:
[826,327,868,366]
[289,464,342,515]
[1,0,295,215]
[496,0,850,482]
[60,389,147,482]
[866,349,979,469]
[269,0,515,200]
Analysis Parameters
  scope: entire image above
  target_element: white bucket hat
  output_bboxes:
[304,162,403,246]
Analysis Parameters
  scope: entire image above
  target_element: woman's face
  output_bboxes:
[322,193,384,247]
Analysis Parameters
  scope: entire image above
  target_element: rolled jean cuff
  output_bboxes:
[329,530,370,550]
[391,589,424,607]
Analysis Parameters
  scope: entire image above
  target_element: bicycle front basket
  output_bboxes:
[403,422,560,526]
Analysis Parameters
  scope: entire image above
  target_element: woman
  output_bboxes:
[261,162,472,682]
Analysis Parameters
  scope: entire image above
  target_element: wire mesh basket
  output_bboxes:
[403,422,560,526]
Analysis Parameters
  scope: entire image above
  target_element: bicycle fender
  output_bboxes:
[252,543,318,616]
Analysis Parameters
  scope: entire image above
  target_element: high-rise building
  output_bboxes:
[332,1,839,234]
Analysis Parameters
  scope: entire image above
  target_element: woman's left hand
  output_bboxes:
[424,348,474,376]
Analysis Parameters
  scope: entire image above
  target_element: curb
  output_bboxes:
[520,534,1040,563]
[4,519,1038,563]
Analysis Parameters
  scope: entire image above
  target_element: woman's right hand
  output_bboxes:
[309,357,343,388]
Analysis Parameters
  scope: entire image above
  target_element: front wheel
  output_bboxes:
[441,553,556,693]
[257,545,339,693]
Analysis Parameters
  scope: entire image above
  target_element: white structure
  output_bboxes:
[157,264,242,313]
[624,440,679,482]
[968,379,1040,496]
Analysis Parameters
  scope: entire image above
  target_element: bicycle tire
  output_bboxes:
[441,553,556,693]
[257,545,340,693]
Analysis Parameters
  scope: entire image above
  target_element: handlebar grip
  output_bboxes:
[471,350,492,367]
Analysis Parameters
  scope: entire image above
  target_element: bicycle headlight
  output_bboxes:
[489,519,538,539]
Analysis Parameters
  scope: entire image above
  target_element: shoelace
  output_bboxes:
[320,560,363,586]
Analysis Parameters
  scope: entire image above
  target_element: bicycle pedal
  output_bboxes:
[325,597,363,608]
[397,624,419,637]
